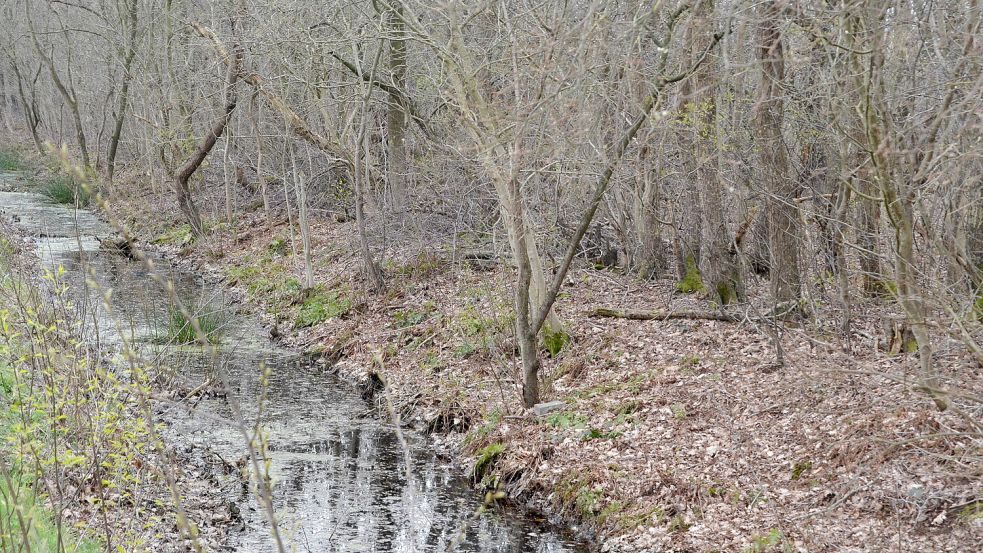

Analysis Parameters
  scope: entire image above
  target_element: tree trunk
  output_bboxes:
[856,5,947,409]
[252,95,271,224]
[174,29,242,237]
[355,125,385,292]
[386,1,408,210]
[755,0,801,306]
[683,0,741,303]
[676,171,703,282]
[352,38,386,294]
[290,147,314,289]
[29,21,91,168]
[634,144,667,279]
[107,0,139,182]
[857,173,886,297]
[967,184,983,295]
[10,60,44,153]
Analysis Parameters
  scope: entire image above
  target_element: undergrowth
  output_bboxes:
[0,149,25,171]
[39,174,94,207]
[0,250,163,550]
[294,289,352,328]
[161,305,224,344]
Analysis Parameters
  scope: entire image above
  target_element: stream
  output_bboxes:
[0,172,587,553]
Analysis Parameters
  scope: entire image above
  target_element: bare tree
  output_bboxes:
[754,0,800,309]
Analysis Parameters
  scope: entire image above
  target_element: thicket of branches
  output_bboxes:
[1,0,981,408]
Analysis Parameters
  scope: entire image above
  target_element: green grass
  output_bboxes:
[40,175,94,207]
[0,150,26,171]
[294,290,351,328]
[0,473,101,553]
[162,307,224,344]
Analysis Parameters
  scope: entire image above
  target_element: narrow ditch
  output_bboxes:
[0,174,587,552]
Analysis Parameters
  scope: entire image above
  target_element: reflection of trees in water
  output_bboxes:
[53,248,211,346]
[13,195,580,553]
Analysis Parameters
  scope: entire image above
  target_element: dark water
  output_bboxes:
[0,183,587,553]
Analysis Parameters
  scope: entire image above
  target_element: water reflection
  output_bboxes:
[0,185,586,553]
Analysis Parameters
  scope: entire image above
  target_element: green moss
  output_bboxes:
[715,280,737,305]
[543,328,569,358]
[294,290,352,328]
[472,443,505,480]
[676,257,705,294]
[958,500,983,521]
[973,296,983,321]
[903,337,918,353]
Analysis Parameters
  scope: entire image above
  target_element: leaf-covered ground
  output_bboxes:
[105,200,983,553]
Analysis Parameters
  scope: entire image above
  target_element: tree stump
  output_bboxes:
[881,317,917,355]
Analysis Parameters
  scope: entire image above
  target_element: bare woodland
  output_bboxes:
[1,0,982,550]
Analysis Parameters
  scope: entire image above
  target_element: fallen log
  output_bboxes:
[588,307,741,322]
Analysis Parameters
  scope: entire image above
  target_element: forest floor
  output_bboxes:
[4,143,983,552]
[105,198,982,551]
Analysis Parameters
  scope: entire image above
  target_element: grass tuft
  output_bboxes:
[40,175,94,207]
[163,307,224,344]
